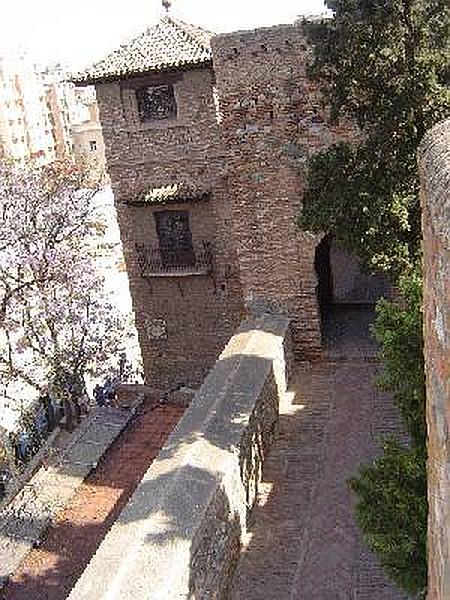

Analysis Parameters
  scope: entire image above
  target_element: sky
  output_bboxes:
[0,0,327,71]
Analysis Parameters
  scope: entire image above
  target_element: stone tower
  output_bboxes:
[74,15,385,389]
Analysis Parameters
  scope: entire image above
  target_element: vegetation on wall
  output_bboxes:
[298,0,450,594]
[350,442,427,594]
[372,270,426,450]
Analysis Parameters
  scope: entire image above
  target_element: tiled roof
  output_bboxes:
[73,17,213,84]
[128,183,210,204]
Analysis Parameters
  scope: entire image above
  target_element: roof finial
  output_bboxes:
[162,0,171,13]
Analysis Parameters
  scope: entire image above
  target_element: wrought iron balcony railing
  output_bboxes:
[135,240,213,277]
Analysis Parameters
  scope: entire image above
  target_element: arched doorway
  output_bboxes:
[314,235,333,310]
[315,236,392,347]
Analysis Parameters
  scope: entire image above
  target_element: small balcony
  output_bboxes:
[135,240,213,277]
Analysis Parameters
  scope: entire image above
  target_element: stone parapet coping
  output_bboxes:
[68,313,293,600]
[419,118,450,599]
[0,400,143,587]
[418,118,450,242]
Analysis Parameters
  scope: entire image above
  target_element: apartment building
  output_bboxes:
[71,86,107,177]
[0,54,55,164]
[43,64,78,159]
[0,54,106,172]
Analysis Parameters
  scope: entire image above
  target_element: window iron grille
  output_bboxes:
[136,84,177,122]
[135,240,213,277]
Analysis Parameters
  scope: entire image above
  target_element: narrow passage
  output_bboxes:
[231,331,411,599]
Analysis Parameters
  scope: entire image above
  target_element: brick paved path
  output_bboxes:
[231,315,411,599]
[0,403,185,600]
[0,405,138,582]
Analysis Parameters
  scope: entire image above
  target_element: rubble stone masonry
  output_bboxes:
[212,23,355,356]
[95,67,244,388]
[419,118,450,600]
[94,21,357,387]
[67,314,293,600]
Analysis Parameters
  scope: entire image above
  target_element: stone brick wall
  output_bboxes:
[67,314,293,600]
[95,67,244,388]
[212,23,355,356]
[94,21,360,387]
[418,118,450,600]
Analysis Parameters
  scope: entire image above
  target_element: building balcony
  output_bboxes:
[135,240,213,277]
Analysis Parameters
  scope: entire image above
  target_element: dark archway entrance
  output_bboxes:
[314,235,333,310]
[315,236,392,347]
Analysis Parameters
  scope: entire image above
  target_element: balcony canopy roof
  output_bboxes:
[127,183,210,205]
[72,16,213,85]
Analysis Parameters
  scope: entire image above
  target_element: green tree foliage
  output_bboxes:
[350,441,427,595]
[372,270,426,448]
[350,272,427,596]
[297,1,445,593]
[299,0,450,274]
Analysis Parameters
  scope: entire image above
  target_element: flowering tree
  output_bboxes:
[0,159,129,428]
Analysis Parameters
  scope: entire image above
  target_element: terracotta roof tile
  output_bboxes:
[73,17,213,84]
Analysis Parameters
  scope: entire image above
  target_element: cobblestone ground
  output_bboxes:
[0,403,185,600]
[231,308,411,600]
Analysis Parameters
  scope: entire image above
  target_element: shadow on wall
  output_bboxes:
[79,348,280,599]
[0,466,243,600]
[1,313,396,600]
[116,464,244,599]
[227,360,411,600]
[1,322,286,600]
[0,349,406,600]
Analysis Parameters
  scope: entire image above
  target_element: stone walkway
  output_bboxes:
[231,311,411,599]
[0,402,185,600]
[0,404,140,586]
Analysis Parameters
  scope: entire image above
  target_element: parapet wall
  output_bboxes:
[419,118,450,600]
[68,313,292,600]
